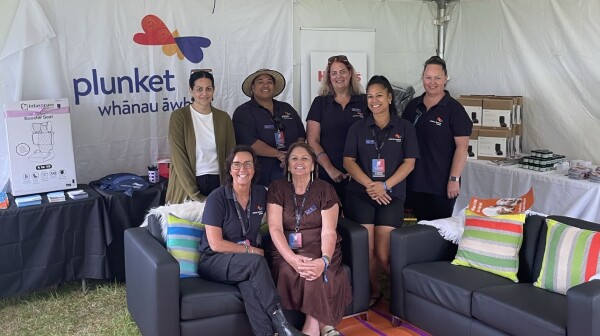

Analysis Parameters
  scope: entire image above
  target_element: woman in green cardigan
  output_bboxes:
[166,70,236,204]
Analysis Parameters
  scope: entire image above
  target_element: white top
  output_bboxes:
[190,106,219,176]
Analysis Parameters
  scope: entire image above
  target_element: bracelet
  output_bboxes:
[322,254,331,265]
[244,243,249,253]
[321,257,329,283]
[383,181,389,191]
[316,151,326,160]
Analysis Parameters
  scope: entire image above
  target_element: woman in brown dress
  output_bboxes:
[267,142,351,336]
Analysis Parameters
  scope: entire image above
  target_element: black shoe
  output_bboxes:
[270,305,306,336]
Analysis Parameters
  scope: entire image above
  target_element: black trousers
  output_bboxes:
[406,191,457,221]
[195,174,220,196]
[198,252,280,336]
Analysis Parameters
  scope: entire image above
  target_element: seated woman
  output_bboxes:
[267,142,352,336]
[198,145,305,336]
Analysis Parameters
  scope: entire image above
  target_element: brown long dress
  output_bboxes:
[267,179,352,326]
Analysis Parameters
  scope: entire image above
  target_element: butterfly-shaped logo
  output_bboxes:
[133,15,211,63]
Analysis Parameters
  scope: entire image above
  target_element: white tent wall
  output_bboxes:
[1,0,600,193]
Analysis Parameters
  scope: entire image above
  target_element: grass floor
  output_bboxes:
[0,280,139,336]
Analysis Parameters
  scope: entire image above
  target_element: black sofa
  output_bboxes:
[390,215,600,336]
[125,215,369,336]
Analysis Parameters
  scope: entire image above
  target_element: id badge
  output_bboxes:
[372,159,385,178]
[275,131,285,149]
[236,239,250,246]
[288,232,302,249]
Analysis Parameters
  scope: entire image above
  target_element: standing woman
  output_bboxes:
[343,75,420,306]
[233,69,306,187]
[198,145,305,336]
[306,55,367,207]
[166,70,236,204]
[402,56,472,221]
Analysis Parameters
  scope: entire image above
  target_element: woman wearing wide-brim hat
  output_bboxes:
[233,68,306,187]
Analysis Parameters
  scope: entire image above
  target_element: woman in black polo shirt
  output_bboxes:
[232,69,306,187]
[343,75,420,307]
[306,55,367,208]
[402,56,472,221]
[198,145,304,336]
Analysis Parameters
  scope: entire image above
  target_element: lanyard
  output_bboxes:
[371,127,392,159]
[291,182,311,233]
[413,108,424,126]
[232,187,252,237]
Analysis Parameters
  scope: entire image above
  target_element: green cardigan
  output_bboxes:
[165,105,236,204]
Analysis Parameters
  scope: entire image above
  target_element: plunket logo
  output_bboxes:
[133,15,211,63]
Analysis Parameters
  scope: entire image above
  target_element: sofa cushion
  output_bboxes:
[534,218,600,294]
[452,211,526,282]
[403,261,513,316]
[473,283,566,336]
[180,278,246,321]
[166,214,205,277]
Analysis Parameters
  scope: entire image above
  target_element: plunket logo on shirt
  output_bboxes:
[133,15,211,63]
[429,116,444,126]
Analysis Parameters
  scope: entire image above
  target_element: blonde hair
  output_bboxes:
[318,56,364,97]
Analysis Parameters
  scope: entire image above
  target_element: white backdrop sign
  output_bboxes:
[0,0,293,190]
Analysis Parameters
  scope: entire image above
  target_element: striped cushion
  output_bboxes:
[534,219,600,294]
[166,213,205,278]
[452,210,526,282]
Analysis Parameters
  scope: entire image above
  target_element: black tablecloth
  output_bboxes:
[89,177,168,281]
[0,184,111,298]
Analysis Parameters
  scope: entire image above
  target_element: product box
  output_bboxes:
[457,97,482,129]
[482,98,513,129]
[478,129,511,160]
[468,129,479,160]
[157,158,170,179]
[4,98,77,196]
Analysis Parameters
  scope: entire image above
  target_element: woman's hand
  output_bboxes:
[326,167,349,183]
[297,258,326,281]
[288,254,313,274]
[277,150,287,168]
[366,181,386,198]
[447,180,460,199]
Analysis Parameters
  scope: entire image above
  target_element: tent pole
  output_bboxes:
[433,0,452,60]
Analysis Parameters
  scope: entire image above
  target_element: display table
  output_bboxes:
[455,160,600,222]
[0,184,111,298]
[89,177,168,281]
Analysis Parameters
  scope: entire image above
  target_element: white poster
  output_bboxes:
[0,0,293,190]
[309,52,368,104]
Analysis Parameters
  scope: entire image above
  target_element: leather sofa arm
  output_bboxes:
[567,280,600,336]
[337,218,369,315]
[390,225,458,319]
[124,227,180,336]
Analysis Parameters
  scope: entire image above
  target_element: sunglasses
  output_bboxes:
[190,68,213,74]
[327,55,349,65]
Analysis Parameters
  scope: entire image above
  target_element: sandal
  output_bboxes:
[369,292,383,308]
[321,325,340,336]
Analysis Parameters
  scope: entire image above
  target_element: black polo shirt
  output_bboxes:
[402,91,473,196]
[343,114,420,201]
[199,184,267,254]
[306,94,368,174]
[233,98,306,186]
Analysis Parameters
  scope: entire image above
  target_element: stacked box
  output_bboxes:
[468,129,478,160]
[457,97,482,129]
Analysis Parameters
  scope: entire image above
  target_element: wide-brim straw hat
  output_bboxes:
[242,68,286,98]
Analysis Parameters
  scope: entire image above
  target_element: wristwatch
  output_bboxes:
[449,176,460,182]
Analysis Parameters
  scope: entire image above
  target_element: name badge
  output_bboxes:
[365,139,375,145]
[288,232,303,249]
[305,204,317,215]
[274,131,286,149]
[372,159,385,178]
[264,124,275,129]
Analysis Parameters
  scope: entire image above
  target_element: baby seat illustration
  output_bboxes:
[29,121,55,162]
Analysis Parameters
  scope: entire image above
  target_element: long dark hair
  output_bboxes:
[224,145,260,186]
[366,75,398,115]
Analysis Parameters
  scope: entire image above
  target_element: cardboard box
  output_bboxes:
[157,158,170,179]
[457,97,482,129]
[4,98,77,196]
[478,129,511,160]
[468,129,479,160]
[482,98,512,129]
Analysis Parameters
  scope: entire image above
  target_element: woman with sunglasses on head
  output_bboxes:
[166,70,236,204]
[343,75,420,308]
[402,56,472,221]
[306,55,367,209]
[267,142,351,336]
[198,145,306,336]
[233,69,306,187]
